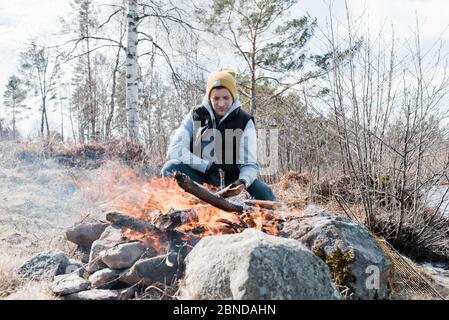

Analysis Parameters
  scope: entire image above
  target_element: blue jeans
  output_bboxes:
[161,160,276,201]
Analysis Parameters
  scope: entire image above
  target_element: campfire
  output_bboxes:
[107,172,284,260]
[46,170,287,299]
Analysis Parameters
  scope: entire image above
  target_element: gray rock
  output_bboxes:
[100,241,146,269]
[52,273,90,295]
[180,228,340,300]
[63,259,86,277]
[75,246,91,264]
[280,205,392,300]
[88,240,111,273]
[90,268,120,289]
[99,224,124,241]
[63,289,119,300]
[119,252,182,287]
[18,249,70,281]
[88,225,123,273]
[117,287,136,300]
[66,223,109,248]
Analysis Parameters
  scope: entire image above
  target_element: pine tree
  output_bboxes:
[198,0,317,115]
[2,75,28,139]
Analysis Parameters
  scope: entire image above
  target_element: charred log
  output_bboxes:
[106,211,200,259]
[215,218,248,232]
[174,172,244,213]
[152,209,198,232]
[105,211,163,236]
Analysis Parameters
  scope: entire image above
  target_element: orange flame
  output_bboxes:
[77,163,284,253]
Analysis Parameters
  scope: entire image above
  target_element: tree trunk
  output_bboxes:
[106,46,121,140]
[69,102,76,144]
[126,0,139,141]
[41,98,45,137]
[43,101,50,137]
[12,101,16,140]
[250,39,257,115]
[85,28,95,142]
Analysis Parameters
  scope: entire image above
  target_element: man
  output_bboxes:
[161,68,275,201]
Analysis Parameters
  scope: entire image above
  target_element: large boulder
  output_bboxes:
[18,249,70,281]
[280,205,392,300]
[180,228,340,300]
[66,222,109,248]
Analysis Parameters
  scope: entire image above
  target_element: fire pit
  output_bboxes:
[55,171,285,299]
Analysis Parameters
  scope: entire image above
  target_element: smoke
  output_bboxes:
[0,141,145,239]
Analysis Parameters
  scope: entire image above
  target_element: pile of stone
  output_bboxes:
[17,205,393,300]
[17,221,182,300]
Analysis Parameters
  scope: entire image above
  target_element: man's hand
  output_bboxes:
[217,179,247,198]
[228,179,247,190]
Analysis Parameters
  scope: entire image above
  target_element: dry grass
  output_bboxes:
[272,170,356,219]
[3,281,57,300]
[271,171,311,210]
[0,235,78,300]
[134,280,181,300]
[0,246,60,300]
[0,253,26,298]
[0,138,158,173]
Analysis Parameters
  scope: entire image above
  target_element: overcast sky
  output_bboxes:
[1,0,449,135]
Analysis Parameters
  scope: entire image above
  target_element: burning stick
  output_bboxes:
[174,172,244,213]
[106,211,197,257]
[152,209,198,232]
[105,211,164,236]
[215,218,248,231]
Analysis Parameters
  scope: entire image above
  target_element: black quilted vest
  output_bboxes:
[190,105,254,180]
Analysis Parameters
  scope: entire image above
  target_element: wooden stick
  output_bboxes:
[105,211,164,236]
[244,199,284,210]
[175,172,244,213]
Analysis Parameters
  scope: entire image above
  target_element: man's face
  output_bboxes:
[210,87,233,117]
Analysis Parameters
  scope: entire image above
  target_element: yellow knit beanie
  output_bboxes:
[206,68,238,100]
